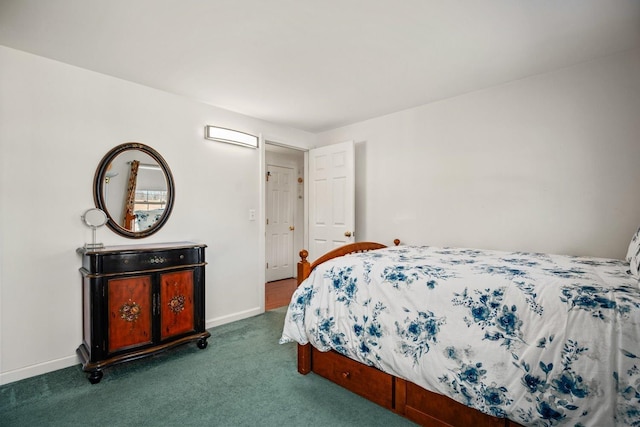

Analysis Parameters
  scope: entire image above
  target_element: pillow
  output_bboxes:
[626,226,640,277]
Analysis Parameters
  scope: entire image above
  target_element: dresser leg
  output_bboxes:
[197,338,208,349]
[87,370,103,384]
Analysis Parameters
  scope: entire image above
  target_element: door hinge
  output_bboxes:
[266,262,269,269]
[266,218,269,225]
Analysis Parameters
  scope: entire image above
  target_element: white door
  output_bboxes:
[265,164,295,282]
[308,141,355,262]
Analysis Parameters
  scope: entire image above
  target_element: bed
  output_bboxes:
[280,235,640,427]
[134,208,164,231]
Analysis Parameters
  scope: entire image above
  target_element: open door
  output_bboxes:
[308,140,355,262]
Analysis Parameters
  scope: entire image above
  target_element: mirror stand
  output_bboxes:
[86,227,102,249]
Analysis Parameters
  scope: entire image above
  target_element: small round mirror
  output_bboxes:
[81,208,108,249]
[82,208,108,228]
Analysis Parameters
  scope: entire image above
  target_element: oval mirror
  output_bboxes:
[94,143,174,238]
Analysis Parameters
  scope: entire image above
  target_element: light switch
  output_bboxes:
[248,209,256,221]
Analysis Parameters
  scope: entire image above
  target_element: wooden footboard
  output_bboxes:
[295,240,523,427]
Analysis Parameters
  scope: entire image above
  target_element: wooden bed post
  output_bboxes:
[297,344,312,374]
[297,249,310,286]
[296,249,312,374]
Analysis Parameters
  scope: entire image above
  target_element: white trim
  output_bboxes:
[0,355,79,386]
[258,134,266,312]
[205,307,262,329]
[262,138,310,284]
[303,151,309,253]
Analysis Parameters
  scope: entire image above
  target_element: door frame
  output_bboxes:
[259,138,309,312]
[265,163,295,282]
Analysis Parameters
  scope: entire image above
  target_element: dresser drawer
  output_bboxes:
[312,349,394,409]
[82,244,205,275]
[100,248,202,273]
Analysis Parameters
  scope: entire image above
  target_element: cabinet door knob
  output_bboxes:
[344,231,352,237]
[289,226,295,231]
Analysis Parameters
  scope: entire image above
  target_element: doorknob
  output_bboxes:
[344,231,352,237]
[289,226,295,231]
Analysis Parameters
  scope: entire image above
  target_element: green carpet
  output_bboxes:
[0,308,416,426]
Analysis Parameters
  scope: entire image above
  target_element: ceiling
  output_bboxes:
[1,0,639,133]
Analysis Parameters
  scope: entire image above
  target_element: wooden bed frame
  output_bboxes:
[295,241,524,427]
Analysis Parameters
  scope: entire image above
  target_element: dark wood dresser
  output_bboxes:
[77,242,210,383]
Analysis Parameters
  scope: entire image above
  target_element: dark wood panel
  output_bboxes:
[160,270,195,340]
[108,276,152,353]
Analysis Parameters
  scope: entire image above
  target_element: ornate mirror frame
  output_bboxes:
[94,142,175,238]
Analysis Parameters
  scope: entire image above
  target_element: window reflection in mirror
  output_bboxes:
[133,165,167,232]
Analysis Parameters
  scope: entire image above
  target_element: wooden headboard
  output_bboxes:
[297,239,400,285]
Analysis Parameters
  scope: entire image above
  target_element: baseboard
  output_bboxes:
[0,354,79,386]
[206,306,263,329]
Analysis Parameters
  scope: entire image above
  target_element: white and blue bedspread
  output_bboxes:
[280,245,640,426]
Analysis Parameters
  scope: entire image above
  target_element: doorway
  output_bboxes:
[264,142,305,309]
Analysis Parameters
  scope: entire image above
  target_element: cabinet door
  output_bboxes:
[108,276,153,353]
[160,270,195,340]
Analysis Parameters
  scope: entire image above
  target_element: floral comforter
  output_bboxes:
[280,245,640,426]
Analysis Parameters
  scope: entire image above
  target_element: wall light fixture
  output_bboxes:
[204,125,258,149]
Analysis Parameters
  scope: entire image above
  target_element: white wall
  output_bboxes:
[317,49,640,259]
[0,46,315,384]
